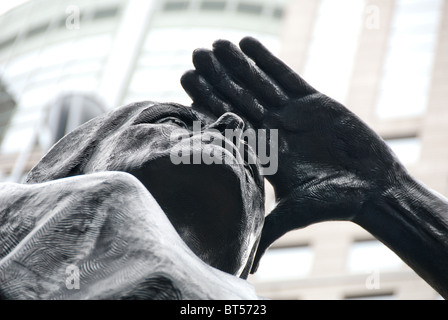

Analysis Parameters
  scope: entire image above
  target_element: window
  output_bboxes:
[129,27,280,105]
[303,0,366,104]
[19,83,60,109]
[347,239,403,273]
[2,51,40,79]
[0,125,36,154]
[163,0,190,12]
[0,81,16,145]
[0,35,16,51]
[200,0,226,11]
[93,6,120,20]
[44,93,106,147]
[57,74,99,92]
[272,7,284,20]
[385,136,421,165]
[236,2,263,15]
[24,22,50,39]
[252,245,313,282]
[0,4,120,52]
[376,0,443,119]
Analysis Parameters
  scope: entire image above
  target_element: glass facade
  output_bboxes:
[123,0,285,105]
[303,0,367,104]
[376,0,443,119]
[125,28,279,106]
[0,1,122,155]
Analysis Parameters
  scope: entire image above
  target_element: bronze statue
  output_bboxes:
[0,37,447,299]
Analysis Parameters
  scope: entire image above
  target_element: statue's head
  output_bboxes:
[26,101,265,278]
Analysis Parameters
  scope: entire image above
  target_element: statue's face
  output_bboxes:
[81,102,265,277]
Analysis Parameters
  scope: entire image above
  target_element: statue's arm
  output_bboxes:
[0,172,258,299]
[355,174,448,298]
[181,37,448,298]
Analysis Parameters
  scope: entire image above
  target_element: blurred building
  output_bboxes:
[0,0,446,299]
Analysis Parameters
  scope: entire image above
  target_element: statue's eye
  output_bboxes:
[155,117,188,129]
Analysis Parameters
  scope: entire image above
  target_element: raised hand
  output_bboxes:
[181,37,408,272]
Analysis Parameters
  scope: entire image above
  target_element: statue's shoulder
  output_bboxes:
[0,172,163,259]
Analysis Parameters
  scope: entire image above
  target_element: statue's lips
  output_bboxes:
[168,132,263,189]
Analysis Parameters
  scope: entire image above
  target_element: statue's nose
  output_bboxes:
[207,112,245,135]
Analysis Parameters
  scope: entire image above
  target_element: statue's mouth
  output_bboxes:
[129,154,250,275]
[199,133,263,188]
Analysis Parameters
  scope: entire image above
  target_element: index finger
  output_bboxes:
[212,39,289,108]
[239,37,317,97]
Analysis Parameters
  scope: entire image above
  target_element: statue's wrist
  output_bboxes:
[354,164,447,238]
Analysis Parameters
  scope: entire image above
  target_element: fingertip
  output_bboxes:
[212,39,231,49]
[239,36,268,59]
[180,70,203,97]
[192,48,213,69]
[239,36,260,50]
[212,39,239,55]
[180,69,196,85]
[192,48,211,60]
